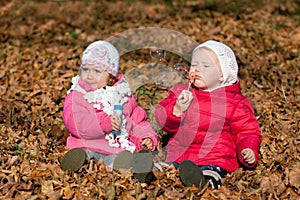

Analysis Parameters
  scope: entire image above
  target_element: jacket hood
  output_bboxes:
[214,79,241,95]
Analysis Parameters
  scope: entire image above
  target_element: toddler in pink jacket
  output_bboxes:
[60,40,158,183]
[155,40,262,189]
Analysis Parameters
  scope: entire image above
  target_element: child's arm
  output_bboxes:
[173,90,193,116]
[63,92,113,139]
[231,98,262,168]
[155,87,184,133]
[124,96,158,151]
[110,115,121,131]
[140,137,154,150]
[241,148,256,164]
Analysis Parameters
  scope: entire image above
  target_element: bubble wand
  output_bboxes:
[188,72,195,91]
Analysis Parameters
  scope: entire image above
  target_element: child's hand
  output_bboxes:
[140,137,154,151]
[110,115,122,131]
[241,148,256,164]
[173,90,193,116]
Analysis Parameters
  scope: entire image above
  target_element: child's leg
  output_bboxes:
[86,149,117,170]
[60,148,87,172]
[85,149,101,160]
[178,160,207,189]
[131,150,156,184]
[200,165,228,189]
[113,150,134,171]
[170,161,179,169]
[61,149,119,172]
[102,154,117,169]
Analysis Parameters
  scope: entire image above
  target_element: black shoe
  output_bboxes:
[60,148,86,172]
[113,150,134,171]
[133,171,157,185]
[179,160,206,189]
[131,150,156,183]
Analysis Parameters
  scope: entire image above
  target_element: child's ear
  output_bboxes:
[219,76,224,82]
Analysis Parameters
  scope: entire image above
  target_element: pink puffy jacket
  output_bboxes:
[155,81,262,172]
[63,75,158,154]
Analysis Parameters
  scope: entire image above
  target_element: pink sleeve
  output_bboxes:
[231,98,262,168]
[124,96,158,151]
[63,92,112,139]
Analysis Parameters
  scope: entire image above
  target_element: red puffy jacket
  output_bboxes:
[155,81,262,172]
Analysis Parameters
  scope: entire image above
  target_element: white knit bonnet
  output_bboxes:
[81,40,120,77]
[193,40,238,86]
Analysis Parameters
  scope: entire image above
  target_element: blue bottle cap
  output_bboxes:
[112,130,121,135]
[114,104,123,110]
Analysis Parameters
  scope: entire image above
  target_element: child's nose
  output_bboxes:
[87,70,93,79]
[194,68,200,73]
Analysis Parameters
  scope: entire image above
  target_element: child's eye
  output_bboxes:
[81,68,88,71]
[95,69,102,74]
[190,65,197,70]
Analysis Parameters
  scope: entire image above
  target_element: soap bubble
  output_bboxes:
[173,61,190,79]
[106,28,226,163]
[149,48,166,60]
[173,62,185,71]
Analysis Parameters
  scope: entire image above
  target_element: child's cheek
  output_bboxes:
[194,79,207,89]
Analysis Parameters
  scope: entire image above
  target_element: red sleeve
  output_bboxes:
[155,88,182,133]
[231,97,262,168]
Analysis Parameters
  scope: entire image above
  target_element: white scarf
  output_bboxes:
[67,75,136,153]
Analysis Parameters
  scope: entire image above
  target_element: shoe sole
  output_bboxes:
[60,148,86,172]
[131,150,155,183]
[113,150,134,171]
[179,160,206,189]
[131,150,154,173]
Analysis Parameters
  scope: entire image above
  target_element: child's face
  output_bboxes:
[80,64,110,90]
[190,48,223,90]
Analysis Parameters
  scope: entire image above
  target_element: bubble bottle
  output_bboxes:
[111,104,123,135]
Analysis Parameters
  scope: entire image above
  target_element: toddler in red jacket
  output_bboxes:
[155,40,262,189]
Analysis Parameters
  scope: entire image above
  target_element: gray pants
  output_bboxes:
[85,149,117,169]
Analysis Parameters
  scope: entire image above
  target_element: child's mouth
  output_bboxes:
[189,72,195,83]
[192,74,201,81]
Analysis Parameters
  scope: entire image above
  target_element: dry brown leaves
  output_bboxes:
[0,0,299,199]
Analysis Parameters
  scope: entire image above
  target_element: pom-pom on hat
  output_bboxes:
[81,40,120,77]
[193,40,238,86]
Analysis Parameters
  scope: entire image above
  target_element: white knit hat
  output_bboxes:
[193,40,238,86]
[81,40,120,77]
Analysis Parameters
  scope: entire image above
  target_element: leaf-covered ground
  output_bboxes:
[0,0,300,199]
